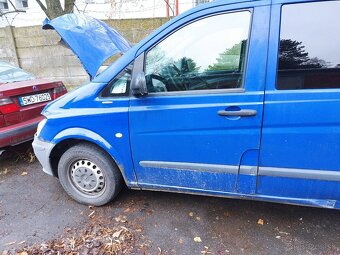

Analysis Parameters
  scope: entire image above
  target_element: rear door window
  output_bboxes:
[277,1,340,90]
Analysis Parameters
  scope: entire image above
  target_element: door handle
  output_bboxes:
[218,109,257,117]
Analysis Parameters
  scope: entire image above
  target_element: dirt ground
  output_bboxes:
[0,142,340,254]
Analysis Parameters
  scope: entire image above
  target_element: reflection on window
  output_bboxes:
[277,1,340,90]
[145,11,251,93]
[101,63,132,97]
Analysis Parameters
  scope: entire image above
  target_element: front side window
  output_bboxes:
[277,1,340,90]
[145,11,251,93]
[101,63,132,97]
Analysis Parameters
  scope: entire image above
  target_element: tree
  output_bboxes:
[207,41,245,71]
[279,39,328,69]
[36,0,75,20]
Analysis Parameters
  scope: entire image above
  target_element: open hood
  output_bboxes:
[43,14,131,79]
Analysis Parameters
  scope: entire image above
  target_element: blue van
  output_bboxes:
[33,0,340,209]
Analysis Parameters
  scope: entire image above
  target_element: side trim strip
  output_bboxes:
[139,161,340,182]
[259,167,340,182]
[140,161,239,174]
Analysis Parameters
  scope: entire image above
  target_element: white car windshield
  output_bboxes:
[0,61,35,83]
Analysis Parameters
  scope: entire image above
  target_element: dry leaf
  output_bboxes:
[0,168,8,175]
[112,229,123,238]
[194,237,202,243]
[223,211,231,218]
[201,246,211,254]
[279,231,289,235]
[114,215,127,223]
[16,252,28,255]
[21,172,28,176]
[257,219,264,225]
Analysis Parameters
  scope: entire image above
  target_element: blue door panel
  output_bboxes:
[130,92,264,191]
[258,3,340,201]
[135,167,237,192]
[129,4,270,193]
[260,90,340,170]
[258,176,340,201]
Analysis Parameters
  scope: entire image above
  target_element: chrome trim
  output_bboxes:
[139,161,340,182]
[259,167,340,182]
[140,161,239,174]
[239,165,257,175]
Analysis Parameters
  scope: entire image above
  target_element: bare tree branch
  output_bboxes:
[7,0,16,9]
[0,10,26,16]
[35,0,47,13]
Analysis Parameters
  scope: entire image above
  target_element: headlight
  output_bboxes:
[36,118,47,137]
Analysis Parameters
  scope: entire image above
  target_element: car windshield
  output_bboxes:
[0,61,35,83]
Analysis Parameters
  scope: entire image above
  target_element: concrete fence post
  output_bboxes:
[4,26,20,67]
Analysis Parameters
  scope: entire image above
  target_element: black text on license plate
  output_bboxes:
[19,93,51,106]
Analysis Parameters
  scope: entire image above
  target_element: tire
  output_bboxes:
[57,143,123,206]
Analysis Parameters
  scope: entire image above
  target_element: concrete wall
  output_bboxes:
[0,18,169,89]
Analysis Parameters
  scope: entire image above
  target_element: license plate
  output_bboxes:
[19,93,51,106]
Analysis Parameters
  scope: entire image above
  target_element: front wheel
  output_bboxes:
[58,143,123,206]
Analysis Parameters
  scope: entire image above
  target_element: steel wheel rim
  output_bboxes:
[69,159,105,196]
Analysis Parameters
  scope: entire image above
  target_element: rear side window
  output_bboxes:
[277,1,340,90]
[144,11,251,93]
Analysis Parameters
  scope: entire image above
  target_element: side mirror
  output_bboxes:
[131,72,148,97]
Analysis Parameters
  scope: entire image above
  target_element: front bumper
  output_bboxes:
[32,135,55,176]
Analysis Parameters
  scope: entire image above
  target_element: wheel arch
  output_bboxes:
[49,128,135,186]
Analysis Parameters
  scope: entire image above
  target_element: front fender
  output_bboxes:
[52,128,138,188]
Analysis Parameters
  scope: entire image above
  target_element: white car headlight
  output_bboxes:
[36,118,47,137]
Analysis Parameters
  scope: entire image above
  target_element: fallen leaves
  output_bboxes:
[88,210,95,218]
[0,168,9,176]
[201,246,211,254]
[27,152,36,164]
[194,236,202,243]
[12,224,134,255]
[5,242,16,246]
[20,172,27,176]
[257,218,265,225]
[16,251,28,255]
[112,229,123,238]
[115,215,128,223]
